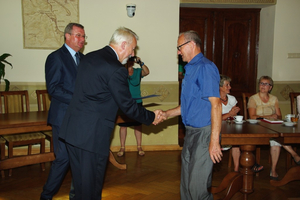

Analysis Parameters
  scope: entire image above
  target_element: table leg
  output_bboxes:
[270,166,300,186]
[239,145,256,200]
[212,145,256,200]
[109,150,127,170]
[211,171,242,198]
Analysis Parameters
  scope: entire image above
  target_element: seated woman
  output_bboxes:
[248,75,300,180]
[219,75,240,172]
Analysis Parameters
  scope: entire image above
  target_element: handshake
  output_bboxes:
[152,110,168,125]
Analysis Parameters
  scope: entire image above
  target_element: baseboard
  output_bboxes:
[3,145,182,157]
[110,144,182,152]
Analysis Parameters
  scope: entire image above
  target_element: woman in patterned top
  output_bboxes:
[248,76,300,180]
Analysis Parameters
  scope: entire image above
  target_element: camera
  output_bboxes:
[129,56,141,65]
[128,56,136,62]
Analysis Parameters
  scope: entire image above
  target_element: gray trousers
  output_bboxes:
[180,125,214,200]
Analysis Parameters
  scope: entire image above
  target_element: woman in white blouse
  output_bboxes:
[219,75,240,172]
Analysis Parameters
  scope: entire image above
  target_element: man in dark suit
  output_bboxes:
[40,23,86,200]
[59,27,163,199]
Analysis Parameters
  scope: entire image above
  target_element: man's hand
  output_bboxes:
[209,141,222,163]
[153,110,167,125]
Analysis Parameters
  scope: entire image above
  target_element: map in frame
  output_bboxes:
[22,0,79,49]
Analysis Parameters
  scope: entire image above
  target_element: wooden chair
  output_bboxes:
[36,90,53,152]
[289,92,300,116]
[287,92,300,168]
[228,93,262,175]
[242,93,256,120]
[0,90,46,176]
[0,136,6,178]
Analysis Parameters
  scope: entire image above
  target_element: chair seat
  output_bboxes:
[3,133,45,142]
[42,131,52,138]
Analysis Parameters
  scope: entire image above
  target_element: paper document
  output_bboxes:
[133,94,160,100]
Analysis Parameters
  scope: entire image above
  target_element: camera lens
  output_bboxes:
[128,56,136,62]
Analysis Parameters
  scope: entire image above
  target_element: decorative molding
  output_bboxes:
[180,0,276,4]
[8,145,183,156]
[110,145,182,152]
[280,85,294,100]
[274,81,300,84]
[155,85,170,102]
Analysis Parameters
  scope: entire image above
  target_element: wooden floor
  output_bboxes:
[0,146,300,200]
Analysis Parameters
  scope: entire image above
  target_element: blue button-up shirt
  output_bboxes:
[181,53,220,128]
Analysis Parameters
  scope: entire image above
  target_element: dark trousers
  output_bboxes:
[41,125,74,199]
[66,143,108,200]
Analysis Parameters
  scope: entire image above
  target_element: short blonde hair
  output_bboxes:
[259,76,273,86]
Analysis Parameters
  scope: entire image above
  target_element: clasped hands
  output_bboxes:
[153,110,168,125]
[229,106,240,116]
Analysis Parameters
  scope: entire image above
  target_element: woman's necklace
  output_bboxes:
[220,95,228,102]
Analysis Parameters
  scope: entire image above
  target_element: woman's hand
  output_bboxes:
[135,56,141,63]
[266,114,278,119]
[229,106,240,116]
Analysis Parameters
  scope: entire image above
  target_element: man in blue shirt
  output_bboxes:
[164,31,222,200]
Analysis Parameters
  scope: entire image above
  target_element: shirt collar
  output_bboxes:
[184,52,203,71]
[64,43,77,56]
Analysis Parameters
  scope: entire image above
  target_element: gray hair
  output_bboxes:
[219,74,231,87]
[109,27,139,46]
[64,23,84,40]
[179,30,202,48]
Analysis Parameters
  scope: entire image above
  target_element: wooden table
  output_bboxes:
[212,121,280,200]
[0,111,126,172]
[259,121,300,187]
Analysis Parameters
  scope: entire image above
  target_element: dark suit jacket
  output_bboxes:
[59,46,155,156]
[45,44,84,127]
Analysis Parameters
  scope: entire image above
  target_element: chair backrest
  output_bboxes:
[289,92,300,115]
[242,92,256,120]
[36,90,51,111]
[0,90,30,114]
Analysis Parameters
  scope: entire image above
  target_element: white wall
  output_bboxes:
[2,0,300,83]
[257,5,275,78]
[0,0,179,83]
[272,0,300,81]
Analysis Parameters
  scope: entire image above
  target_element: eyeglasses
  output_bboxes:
[260,82,272,86]
[177,41,191,51]
[69,33,88,39]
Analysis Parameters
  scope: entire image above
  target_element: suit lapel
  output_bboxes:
[60,45,78,75]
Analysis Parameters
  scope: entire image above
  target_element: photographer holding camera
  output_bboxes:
[117,56,150,157]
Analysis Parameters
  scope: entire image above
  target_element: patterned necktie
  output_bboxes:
[75,52,80,66]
